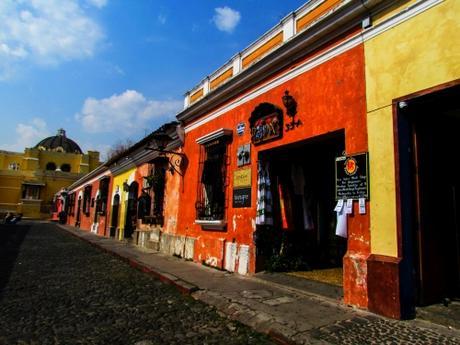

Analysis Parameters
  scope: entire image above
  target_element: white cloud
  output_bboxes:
[212,6,240,33]
[0,0,104,79]
[1,118,50,152]
[75,90,183,134]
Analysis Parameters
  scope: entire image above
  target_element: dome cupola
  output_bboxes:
[35,129,83,154]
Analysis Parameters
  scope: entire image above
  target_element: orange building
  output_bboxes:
[176,0,371,309]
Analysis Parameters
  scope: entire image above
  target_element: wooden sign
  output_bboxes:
[335,153,369,200]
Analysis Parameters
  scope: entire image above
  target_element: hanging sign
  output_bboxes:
[335,153,369,200]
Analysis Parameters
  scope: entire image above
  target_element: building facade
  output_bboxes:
[0,129,100,218]
[61,0,459,319]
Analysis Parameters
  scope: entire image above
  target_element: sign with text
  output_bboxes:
[233,168,252,188]
[250,112,282,145]
[233,187,251,208]
[335,153,369,200]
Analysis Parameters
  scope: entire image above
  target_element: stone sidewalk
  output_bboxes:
[56,223,460,345]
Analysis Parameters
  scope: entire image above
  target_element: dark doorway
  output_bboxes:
[124,182,139,239]
[398,83,460,306]
[256,131,346,277]
[75,196,82,227]
[110,194,120,237]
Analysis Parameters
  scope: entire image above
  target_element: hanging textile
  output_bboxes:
[290,164,314,230]
[278,182,294,231]
[256,161,273,226]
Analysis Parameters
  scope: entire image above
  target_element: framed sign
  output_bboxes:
[335,153,369,200]
[233,187,251,208]
[249,103,283,145]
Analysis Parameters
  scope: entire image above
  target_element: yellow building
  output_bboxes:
[364,0,460,318]
[0,129,100,219]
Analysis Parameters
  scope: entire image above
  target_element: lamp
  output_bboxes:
[146,130,187,176]
[282,90,301,131]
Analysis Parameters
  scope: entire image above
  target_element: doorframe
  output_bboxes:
[393,78,460,315]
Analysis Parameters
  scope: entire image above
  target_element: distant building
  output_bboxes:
[0,129,100,218]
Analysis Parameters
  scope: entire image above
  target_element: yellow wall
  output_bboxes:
[365,0,460,256]
[111,168,136,240]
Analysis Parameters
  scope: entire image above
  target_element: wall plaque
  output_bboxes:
[233,187,251,208]
[335,153,369,200]
[233,168,251,188]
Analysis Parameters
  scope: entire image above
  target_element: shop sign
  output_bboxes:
[233,168,251,208]
[233,188,251,208]
[233,168,251,188]
[250,112,282,145]
[335,153,369,200]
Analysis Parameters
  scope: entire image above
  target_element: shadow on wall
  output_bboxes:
[0,223,31,301]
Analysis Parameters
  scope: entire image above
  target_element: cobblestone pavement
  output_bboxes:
[0,222,273,345]
[309,316,460,345]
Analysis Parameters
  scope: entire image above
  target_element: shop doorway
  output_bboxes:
[75,196,82,227]
[110,194,120,238]
[398,83,460,306]
[124,182,138,239]
[256,131,346,283]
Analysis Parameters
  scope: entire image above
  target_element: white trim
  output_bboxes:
[184,0,441,133]
[80,163,89,166]
[23,157,39,161]
[195,219,227,230]
[196,128,232,145]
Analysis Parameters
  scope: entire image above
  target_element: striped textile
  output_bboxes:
[256,161,273,226]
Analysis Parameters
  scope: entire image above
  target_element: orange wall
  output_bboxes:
[178,43,368,292]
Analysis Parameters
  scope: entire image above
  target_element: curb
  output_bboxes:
[56,224,199,295]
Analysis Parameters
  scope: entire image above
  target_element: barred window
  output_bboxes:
[196,137,229,221]
[82,185,92,215]
[67,193,76,216]
[97,177,110,215]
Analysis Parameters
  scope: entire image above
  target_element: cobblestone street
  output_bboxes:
[0,222,273,345]
[2,222,460,345]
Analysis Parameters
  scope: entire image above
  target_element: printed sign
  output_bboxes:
[233,187,251,208]
[233,168,251,188]
[335,153,369,200]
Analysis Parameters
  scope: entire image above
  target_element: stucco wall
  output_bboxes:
[365,0,460,257]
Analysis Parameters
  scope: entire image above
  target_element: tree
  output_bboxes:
[105,139,134,161]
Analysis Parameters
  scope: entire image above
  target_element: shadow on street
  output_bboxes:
[0,223,30,300]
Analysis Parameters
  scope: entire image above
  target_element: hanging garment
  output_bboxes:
[278,181,294,231]
[256,161,273,226]
[290,164,314,230]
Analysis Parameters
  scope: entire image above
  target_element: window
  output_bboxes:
[82,185,92,216]
[61,164,71,172]
[8,162,20,170]
[195,129,231,222]
[22,185,41,200]
[97,177,110,215]
[46,162,57,171]
[67,193,76,216]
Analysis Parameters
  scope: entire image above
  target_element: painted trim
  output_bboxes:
[183,0,441,133]
[196,128,233,145]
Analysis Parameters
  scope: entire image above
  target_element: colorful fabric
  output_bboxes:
[256,161,273,226]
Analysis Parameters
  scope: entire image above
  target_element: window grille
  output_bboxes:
[82,185,92,215]
[196,137,230,221]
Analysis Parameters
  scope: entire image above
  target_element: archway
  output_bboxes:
[124,182,139,238]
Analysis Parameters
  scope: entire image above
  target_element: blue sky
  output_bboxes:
[0,0,305,160]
